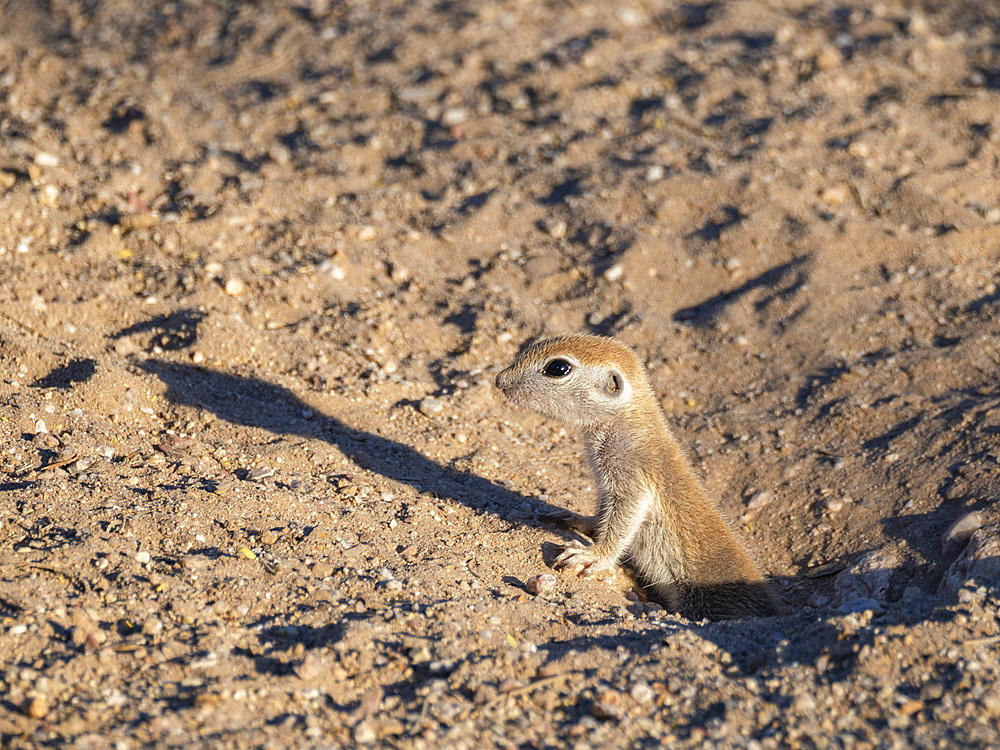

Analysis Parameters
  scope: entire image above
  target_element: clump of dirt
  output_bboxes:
[2,1,1000,747]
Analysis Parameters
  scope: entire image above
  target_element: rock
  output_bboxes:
[747,490,773,511]
[982,691,1000,719]
[34,151,59,167]
[848,141,870,159]
[526,574,556,596]
[942,512,985,556]
[820,184,848,206]
[248,466,274,481]
[135,551,151,565]
[418,397,445,417]
[259,530,278,545]
[907,12,930,35]
[833,548,901,605]
[441,108,467,126]
[408,645,431,664]
[312,561,334,577]
[630,681,655,704]
[353,719,378,744]
[603,263,624,282]
[180,554,211,571]
[938,527,1000,595]
[23,695,49,719]
[541,218,566,239]
[67,456,94,475]
[792,693,816,714]
[921,682,945,702]
[224,278,245,296]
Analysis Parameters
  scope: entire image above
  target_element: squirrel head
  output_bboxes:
[496,334,648,428]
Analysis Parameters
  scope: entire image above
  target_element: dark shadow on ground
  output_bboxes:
[138,360,563,526]
[31,358,97,389]
[673,256,810,327]
[113,309,206,351]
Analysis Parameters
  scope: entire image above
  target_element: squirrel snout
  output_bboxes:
[495,369,513,390]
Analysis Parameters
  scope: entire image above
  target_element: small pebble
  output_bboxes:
[23,696,48,719]
[526,574,557,596]
[907,12,930,34]
[982,692,1000,718]
[408,645,431,664]
[224,278,245,296]
[237,547,256,560]
[441,108,467,126]
[260,530,278,545]
[776,23,796,43]
[603,263,624,282]
[820,185,848,205]
[418,397,445,417]
[921,682,945,702]
[135,551,151,564]
[357,225,376,241]
[248,466,274,481]
[747,490,773,510]
[353,719,378,744]
[630,681,655,704]
[824,498,844,514]
[645,165,665,182]
[312,561,334,577]
[68,457,94,475]
[848,141,870,158]
[544,218,567,239]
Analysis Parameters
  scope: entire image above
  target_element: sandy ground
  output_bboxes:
[2,0,1000,747]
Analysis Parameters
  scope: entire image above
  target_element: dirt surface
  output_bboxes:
[3,0,1000,747]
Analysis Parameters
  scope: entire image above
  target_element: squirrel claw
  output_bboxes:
[554,541,613,576]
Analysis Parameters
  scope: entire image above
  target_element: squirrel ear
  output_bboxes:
[606,369,623,394]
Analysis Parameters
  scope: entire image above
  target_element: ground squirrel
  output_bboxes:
[496,334,778,620]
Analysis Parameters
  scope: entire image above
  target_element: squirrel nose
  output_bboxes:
[495,368,513,390]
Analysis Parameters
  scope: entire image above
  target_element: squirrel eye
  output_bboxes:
[543,359,572,378]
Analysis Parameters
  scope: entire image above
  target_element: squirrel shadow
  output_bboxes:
[138,359,565,525]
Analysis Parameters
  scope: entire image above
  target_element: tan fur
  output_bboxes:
[496,334,778,620]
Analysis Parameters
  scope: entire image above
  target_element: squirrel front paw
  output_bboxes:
[553,540,615,577]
